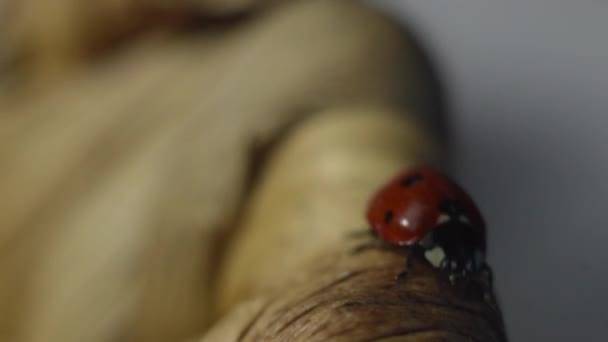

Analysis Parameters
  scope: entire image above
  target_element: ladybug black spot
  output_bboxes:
[384,210,394,224]
[438,198,465,217]
[401,173,423,187]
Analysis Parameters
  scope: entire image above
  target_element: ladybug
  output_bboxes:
[366,166,488,283]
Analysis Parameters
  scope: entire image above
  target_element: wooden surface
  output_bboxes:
[0,0,504,340]
[209,109,505,341]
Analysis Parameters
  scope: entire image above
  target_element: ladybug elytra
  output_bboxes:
[366,166,487,282]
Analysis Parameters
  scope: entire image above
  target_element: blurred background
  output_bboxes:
[371,1,608,341]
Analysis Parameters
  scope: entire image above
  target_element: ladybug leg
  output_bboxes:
[395,270,408,283]
[395,246,420,283]
[440,257,462,285]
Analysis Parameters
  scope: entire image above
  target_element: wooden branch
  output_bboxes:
[208,252,505,341]
[208,109,506,341]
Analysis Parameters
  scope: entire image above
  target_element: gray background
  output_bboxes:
[370,1,608,341]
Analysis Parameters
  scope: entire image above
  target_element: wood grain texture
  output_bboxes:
[209,251,505,341]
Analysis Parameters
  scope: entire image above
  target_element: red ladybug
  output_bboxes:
[366,166,487,282]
